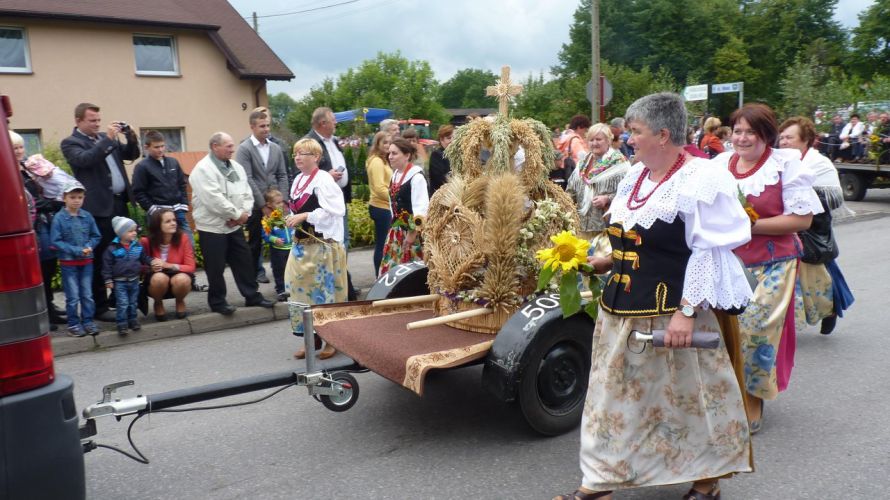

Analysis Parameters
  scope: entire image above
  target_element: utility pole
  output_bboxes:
[252,11,258,32]
[590,0,600,120]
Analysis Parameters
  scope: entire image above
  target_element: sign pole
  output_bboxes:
[590,0,600,120]
[739,82,744,109]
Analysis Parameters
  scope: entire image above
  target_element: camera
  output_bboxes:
[117,121,131,133]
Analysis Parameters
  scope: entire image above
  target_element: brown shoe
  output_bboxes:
[318,344,337,360]
[293,336,322,359]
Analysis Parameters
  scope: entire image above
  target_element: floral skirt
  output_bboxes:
[378,226,423,277]
[795,262,834,327]
[738,259,798,400]
[285,240,348,335]
[579,309,751,491]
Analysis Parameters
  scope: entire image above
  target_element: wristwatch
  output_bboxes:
[679,304,697,318]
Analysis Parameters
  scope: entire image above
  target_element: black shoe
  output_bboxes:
[256,274,270,284]
[49,313,68,325]
[820,315,837,335]
[245,297,274,308]
[95,310,117,322]
[50,323,58,331]
[211,304,237,315]
[117,325,129,336]
[277,292,289,302]
[128,320,141,331]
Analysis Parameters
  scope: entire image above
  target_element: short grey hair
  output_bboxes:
[610,117,625,129]
[208,131,230,149]
[624,92,687,147]
[379,118,398,132]
[586,123,613,142]
[311,107,333,127]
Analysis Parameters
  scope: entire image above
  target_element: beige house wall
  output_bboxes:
[0,18,268,157]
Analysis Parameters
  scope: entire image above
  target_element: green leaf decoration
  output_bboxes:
[537,265,556,291]
[559,271,581,318]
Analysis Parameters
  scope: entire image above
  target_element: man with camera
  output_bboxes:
[61,102,141,321]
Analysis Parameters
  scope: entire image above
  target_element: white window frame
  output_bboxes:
[15,129,41,156]
[139,127,186,152]
[133,34,179,76]
[0,26,32,74]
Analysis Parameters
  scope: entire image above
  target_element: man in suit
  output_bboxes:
[236,110,290,283]
[61,102,140,321]
[303,107,358,299]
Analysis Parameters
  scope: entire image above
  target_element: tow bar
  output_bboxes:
[79,303,362,462]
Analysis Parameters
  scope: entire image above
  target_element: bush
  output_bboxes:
[352,183,370,202]
[41,143,72,175]
[347,199,375,248]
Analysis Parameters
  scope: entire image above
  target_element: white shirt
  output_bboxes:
[840,121,864,140]
[607,157,754,310]
[250,135,271,167]
[290,169,346,243]
[320,134,349,189]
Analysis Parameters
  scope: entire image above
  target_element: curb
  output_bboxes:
[53,302,291,357]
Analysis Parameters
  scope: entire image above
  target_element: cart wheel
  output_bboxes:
[518,317,591,436]
[319,372,359,412]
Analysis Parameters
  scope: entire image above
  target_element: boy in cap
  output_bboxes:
[102,216,155,335]
[50,180,102,337]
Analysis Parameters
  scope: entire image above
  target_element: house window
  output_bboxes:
[0,27,31,73]
[15,129,41,156]
[133,35,179,76]
[140,128,185,152]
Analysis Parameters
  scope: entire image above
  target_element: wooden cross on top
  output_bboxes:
[486,65,523,116]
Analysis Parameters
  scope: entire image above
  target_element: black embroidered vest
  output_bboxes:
[295,192,324,239]
[599,219,692,317]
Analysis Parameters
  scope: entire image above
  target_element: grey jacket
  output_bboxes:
[235,137,289,209]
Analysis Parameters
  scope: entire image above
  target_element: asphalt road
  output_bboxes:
[59,212,890,500]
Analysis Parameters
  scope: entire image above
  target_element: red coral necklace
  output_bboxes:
[729,146,771,179]
[626,153,686,211]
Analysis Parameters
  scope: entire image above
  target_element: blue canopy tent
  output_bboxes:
[333,107,393,124]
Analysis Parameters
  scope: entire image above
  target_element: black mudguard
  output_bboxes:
[482,292,595,403]
[365,261,430,300]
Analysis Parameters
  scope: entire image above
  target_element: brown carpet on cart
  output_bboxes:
[315,310,494,396]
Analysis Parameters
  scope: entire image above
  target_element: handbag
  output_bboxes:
[800,228,838,264]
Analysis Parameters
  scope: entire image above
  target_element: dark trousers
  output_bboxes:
[40,258,59,311]
[198,229,262,309]
[269,246,288,294]
[246,208,265,278]
[92,196,129,313]
[368,205,391,276]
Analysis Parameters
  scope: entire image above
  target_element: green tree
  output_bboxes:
[287,52,450,137]
[439,68,498,108]
[268,92,297,125]
[850,0,890,79]
[778,55,823,117]
[741,0,847,102]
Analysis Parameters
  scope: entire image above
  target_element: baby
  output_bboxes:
[25,154,78,201]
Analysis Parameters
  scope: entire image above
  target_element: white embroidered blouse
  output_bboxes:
[290,169,346,243]
[712,147,823,216]
[606,157,754,310]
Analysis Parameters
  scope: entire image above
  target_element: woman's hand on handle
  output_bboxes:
[664,311,694,348]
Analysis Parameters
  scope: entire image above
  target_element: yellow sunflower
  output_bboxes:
[536,231,590,272]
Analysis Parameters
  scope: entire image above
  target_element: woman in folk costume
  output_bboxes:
[555,93,754,500]
[712,104,823,434]
[285,138,348,360]
[778,117,855,335]
[566,123,630,260]
[378,137,429,276]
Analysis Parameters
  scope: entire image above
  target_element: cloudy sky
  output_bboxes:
[227,0,875,100]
